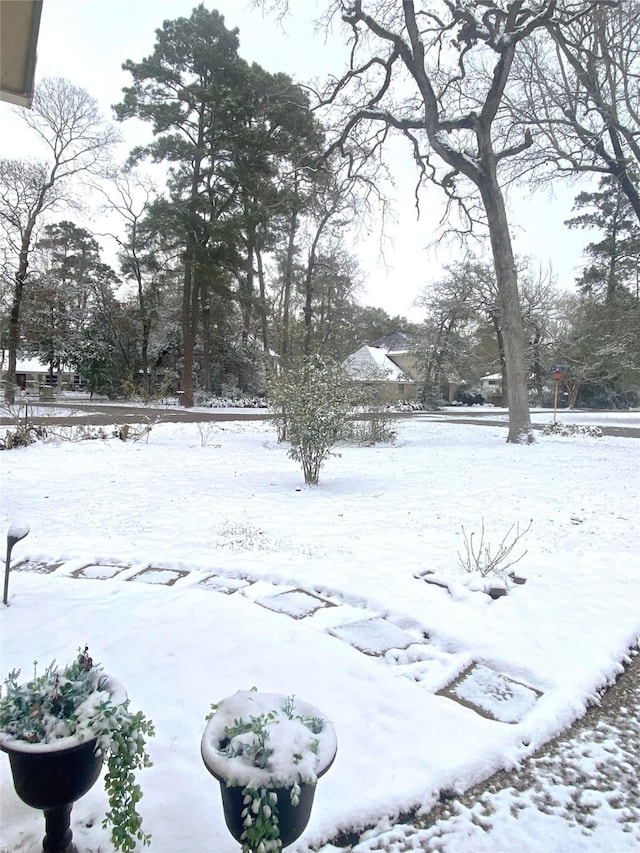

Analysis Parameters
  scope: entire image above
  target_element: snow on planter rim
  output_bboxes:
[201,690,337,790]
[0,675,127,754]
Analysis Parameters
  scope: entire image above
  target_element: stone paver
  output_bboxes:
[12,558,543,723]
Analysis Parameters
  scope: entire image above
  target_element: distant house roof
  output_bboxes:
[3,357,75,374]
[370,331,411,354]
[15,357,49,373]
[343,345,412,382]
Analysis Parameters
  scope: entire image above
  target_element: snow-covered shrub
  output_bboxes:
[218,521,278,551]
[8,422,156,445]
[418,384,445,410]
[115,420,155,443]
[0,402,46,450]
[1,423,46,450]
[387,399,441,412]
[196,422,222,447]
[268,356,355,485]
[345,382,398,446]
[45,425,114,442]
[542,421,603,438]
[346,412,397,446]
[194,391,268,409]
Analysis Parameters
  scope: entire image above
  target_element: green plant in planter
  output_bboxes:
[0,645,154,852]
[202,690,337,853]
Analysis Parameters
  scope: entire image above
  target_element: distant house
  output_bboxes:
[342,332,419,401]
[480,372,501,391]
[480,372,503,404]
[2,355,83,396]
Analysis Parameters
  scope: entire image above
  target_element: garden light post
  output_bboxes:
[3,524,30,605]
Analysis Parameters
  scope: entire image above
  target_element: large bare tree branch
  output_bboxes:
[506,1,640,221]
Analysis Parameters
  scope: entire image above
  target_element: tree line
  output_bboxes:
[1,2,638,435]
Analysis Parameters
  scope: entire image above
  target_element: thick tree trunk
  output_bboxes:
[256,248,269,357]
[281,206,298,363]
[242,235,255,344]
[303,252,314,357]
[5,226,34,404]
[5,284,23,405]
[237,239,255,392]
[179,137,206,408]
[181,249,197,407]
[200,280,212,393]
[567,379,580,409]
[480,178,532,443]
[136,270,151,400]
[531,329,543,403]
[141,318,151,400]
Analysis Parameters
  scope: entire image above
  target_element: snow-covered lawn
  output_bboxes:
[1,415,639,852]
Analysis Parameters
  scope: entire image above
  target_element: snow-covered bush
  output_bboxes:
[1,422,156,448]
[542,421,603,438]
[0,402,46,450]
[194,392,268,409]
[346,412,397,446]
[268,356,355,485]
[0,423,45,450]
[344,382,398,446]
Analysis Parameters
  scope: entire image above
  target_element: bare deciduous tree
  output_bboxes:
[1,77,119,402]
[92,168,174,400]
[508,1,640,221]
[261,1,616,440]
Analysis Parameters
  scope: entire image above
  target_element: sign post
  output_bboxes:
[551,365,566,423]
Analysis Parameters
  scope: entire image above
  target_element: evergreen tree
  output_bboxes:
[115,5,324,402]
[115,6,249,405]
[567,176,640,303]
[22,222,121,380]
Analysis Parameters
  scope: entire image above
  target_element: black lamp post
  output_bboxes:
[3,524,30,605]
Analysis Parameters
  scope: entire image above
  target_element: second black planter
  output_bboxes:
[201,691,338,851]
[219,779,318,848]
[1,737,102,853]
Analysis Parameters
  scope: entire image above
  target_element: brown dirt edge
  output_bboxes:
[325,645,640,849]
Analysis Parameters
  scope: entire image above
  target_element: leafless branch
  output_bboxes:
[458,518,533,577]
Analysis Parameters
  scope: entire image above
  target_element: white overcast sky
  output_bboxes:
[0,0,595,320]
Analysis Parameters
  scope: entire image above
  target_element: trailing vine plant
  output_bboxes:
[0,645,154,852]
[240,786,281,852]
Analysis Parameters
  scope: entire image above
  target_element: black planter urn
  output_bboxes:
[201,691,338,851]
[218,778,319,848]
[1,736,103,853]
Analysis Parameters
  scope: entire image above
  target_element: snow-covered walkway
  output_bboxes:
[1,416,639,852]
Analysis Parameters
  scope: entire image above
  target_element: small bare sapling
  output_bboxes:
[457,519,532,577]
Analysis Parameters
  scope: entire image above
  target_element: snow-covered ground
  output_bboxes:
[1,414,639,852]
